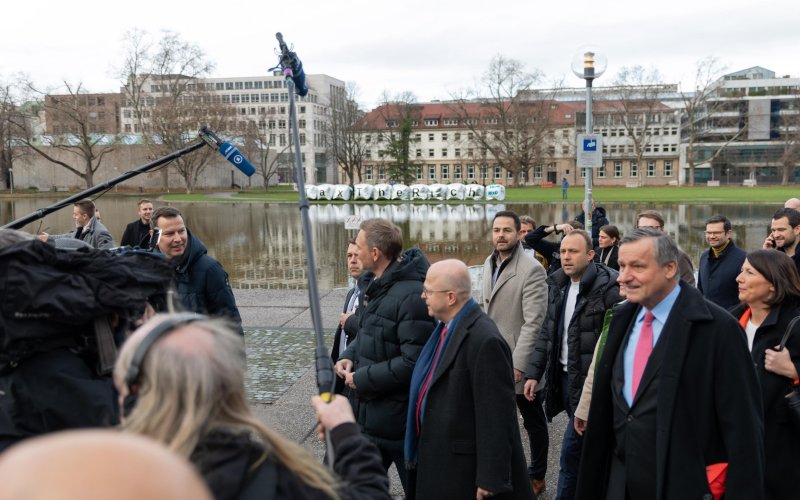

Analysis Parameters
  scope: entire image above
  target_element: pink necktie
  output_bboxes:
[632,311,655,398]
[415,326,448,434]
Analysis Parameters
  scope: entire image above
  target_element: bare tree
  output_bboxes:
[10,81,116,188]
[119,30,221,193]
[241,122,289,191]
[778,91,800,185]
[0,77,29,190]
[610,65,673,183]
[448,55,552,187]
[680,57,746,186]
[327,82,366,186]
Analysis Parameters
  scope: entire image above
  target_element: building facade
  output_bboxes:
[681,66,800,185]
[119,72,344,184]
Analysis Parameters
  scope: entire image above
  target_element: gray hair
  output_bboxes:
[620,228,680,279]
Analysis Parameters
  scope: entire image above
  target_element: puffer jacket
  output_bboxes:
[526,262,621,419]
[173,230,242,334]
[339,248,435,447]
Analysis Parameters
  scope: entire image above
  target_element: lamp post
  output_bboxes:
[572,48,606,238]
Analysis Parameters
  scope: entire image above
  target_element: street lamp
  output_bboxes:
[571,47,607,238]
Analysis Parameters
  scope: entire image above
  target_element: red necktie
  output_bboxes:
[415,325,448,434]
[632,311,655,398]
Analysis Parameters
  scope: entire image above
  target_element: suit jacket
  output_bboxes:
[576,282,765,500]
[412,304,532,499]
[481,243,548,394]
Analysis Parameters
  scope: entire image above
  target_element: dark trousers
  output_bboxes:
[556,370,583,500]
[378,442,409,495]
[516,393,549,480]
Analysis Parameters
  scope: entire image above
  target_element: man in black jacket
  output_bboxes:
[120,199,154,248]
[697,214,746,309]
[335,218,435,496]
[151,207,242,335]
[524,229,621,500]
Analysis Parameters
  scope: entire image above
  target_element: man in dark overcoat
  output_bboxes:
[405,259,532,500]
[575,228,764,500]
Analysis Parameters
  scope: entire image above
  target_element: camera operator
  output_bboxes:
[0,229,172,452]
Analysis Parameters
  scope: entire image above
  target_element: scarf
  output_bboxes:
[403,299,477,467]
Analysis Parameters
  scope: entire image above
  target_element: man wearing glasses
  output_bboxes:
[481,210,549,496]
[697,214,746,309]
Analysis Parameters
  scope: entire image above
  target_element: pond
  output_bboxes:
[1,197,778,289]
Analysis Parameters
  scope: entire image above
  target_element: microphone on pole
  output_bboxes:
[199,127,256,177]
[275,32,309,97]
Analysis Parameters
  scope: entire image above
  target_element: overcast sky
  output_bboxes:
[2,0,798,109]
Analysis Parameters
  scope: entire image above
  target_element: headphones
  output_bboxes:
[122,312,208,416]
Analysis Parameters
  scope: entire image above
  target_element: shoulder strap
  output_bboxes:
[238,458,278,500]
[780,316,800,351]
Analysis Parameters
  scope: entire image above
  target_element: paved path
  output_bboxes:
[241,288,566,499]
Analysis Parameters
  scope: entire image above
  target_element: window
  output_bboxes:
[442,133,448,141]
[467,132,474,140]
[580,167,588,178]
[254,81,263,89]
[365,165,373,180]
[454,164,462,179]
[494,165,502,179]
[244,81,253,89]
[235,82,244,90]
[597,162,607,178]
[441,149,448,157]
[216,82,225,90]
[454,132,461,140]
[378,166,385,180]
[614,161,623,177]
[428,164,436,180]
[647,160,656,177]
[428,133,434,141]
[225,82,234,90]
[442,165,449,180]
[467,148,474,157]
[664,160,673,177]
[428,149,435,158]
[630,161,638,178]
[534,165,543,179]
[467,164,475,179]
[416,165,423,180]
[562,129,569,139]
[416,149,422,158]
[424,119,438,126]
[454,148,461,157]
[562,145,569,155]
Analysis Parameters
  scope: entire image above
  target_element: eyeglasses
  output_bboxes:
[421,288,452,297]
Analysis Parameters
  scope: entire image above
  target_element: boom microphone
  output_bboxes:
[275,32,309,97]
[199,127,255,177]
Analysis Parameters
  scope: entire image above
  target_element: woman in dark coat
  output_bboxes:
[594,224,620,271]
[731,249,800,500]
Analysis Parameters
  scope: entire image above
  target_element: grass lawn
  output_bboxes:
[158,185,798,204]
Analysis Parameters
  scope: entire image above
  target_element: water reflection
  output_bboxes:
[2,197,778,289]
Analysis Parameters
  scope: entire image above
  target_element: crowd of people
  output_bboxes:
[0,195,799,500]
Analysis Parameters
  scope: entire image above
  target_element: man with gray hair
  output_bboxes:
[575,228,764,500]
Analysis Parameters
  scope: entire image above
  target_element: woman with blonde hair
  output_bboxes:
[114,313,390,500]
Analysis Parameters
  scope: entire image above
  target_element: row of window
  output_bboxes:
[359,159,676,182]
[599,127,678,137]
[579,160,674,178]
[603,143,679,154]
[151,80,289,93]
